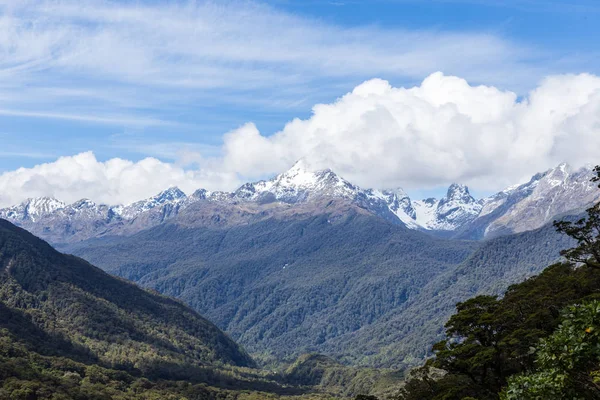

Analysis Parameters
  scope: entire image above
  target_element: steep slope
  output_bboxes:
[326,217,575,368]
[457,163,599,239]
[63,203,479,367]
[2,162,597,243]
[413,184,481,231]
[0,218,254,371]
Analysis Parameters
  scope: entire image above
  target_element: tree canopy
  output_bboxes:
[398,165,600,400]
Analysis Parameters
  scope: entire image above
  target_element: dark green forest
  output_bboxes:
[0,218,389,399]
[3,167,599,399]
[396,167,600,400]
[63,204,572,369]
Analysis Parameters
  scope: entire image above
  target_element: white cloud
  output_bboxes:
[0,0,564,124]
[0,152,239,207]
[2,72,600,208]
[214,72,600,191]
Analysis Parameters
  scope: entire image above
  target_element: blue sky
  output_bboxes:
[0,0,599,205]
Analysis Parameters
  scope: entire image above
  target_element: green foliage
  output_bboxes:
[502,301,600,399]
[283,354,401,398]
[400,169,600,400]
[0,218,392,399]
[553,166,600,269]
[554,203,600,269]
[63,211,569,369]
[397,262,600,399]
[0,218,254,373]
[0,330,341,399]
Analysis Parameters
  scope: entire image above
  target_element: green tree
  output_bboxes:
[502,301,600,399]
[554,166,600,269]
[399,167,600,400]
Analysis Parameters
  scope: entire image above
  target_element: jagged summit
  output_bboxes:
[0,197,65,222]
[1,161,598,242]
[472,162,599,238]
[445,183,473,201]
[235,159,357,204]
[157,186,187,200]
[119,187,188,220]
[413,183,481,231]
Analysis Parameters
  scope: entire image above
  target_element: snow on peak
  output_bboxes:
[478,163,599,237]
[120,187,187,218]
[413,183,481,231]
[72,199,97,208]
[153,187,187,202]
[234,160,357,203]
[445,183,471,200]
[1,160,594,236]
[0,197,66,222]
[543,162,572,187]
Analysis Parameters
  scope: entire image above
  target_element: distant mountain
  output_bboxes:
[0,196,66,222]
[0,218,254,371]
[1,161,596,245]
[413,184,482,231]
[62,205,479,368]
[3,161,593,369]
[456,163,599,239]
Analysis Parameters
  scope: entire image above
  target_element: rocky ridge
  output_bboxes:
[1,161,598,243]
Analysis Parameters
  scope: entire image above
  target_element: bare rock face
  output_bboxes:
[475,163,599,238]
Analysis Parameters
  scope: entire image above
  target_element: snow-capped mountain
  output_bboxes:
[0,161,598,243]
[467,163,599,238]
[119,187,187,220]
[233,159,359,203]
[231,160,418,225]
[0,197,65,222]
[413,184,482,231]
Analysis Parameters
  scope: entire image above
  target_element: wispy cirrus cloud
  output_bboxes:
[0,0,562,128]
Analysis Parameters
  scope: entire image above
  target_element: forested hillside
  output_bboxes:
[63,206,478,367]
[397,261,600,399]
[0,219,253,371]
[0,218,401,399]
[398,175,600,399]
[326,218,575,367]
[63,202,572,369]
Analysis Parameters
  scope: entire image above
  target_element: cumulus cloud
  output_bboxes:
[0,152,239,207]
[215,72,600,191]
[2,72,600,207]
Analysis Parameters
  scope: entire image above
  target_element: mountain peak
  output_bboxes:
[278,159,335,184]
[413,183,481,231]
[153,186,187,202]
[233,158,356,204]
[540,162,574,188]
[445,183,475,203]
[72,198,96,208]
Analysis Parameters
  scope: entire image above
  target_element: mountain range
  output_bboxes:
[1,161,597,370]
[1,161,597,244]
[0,217,405,399]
